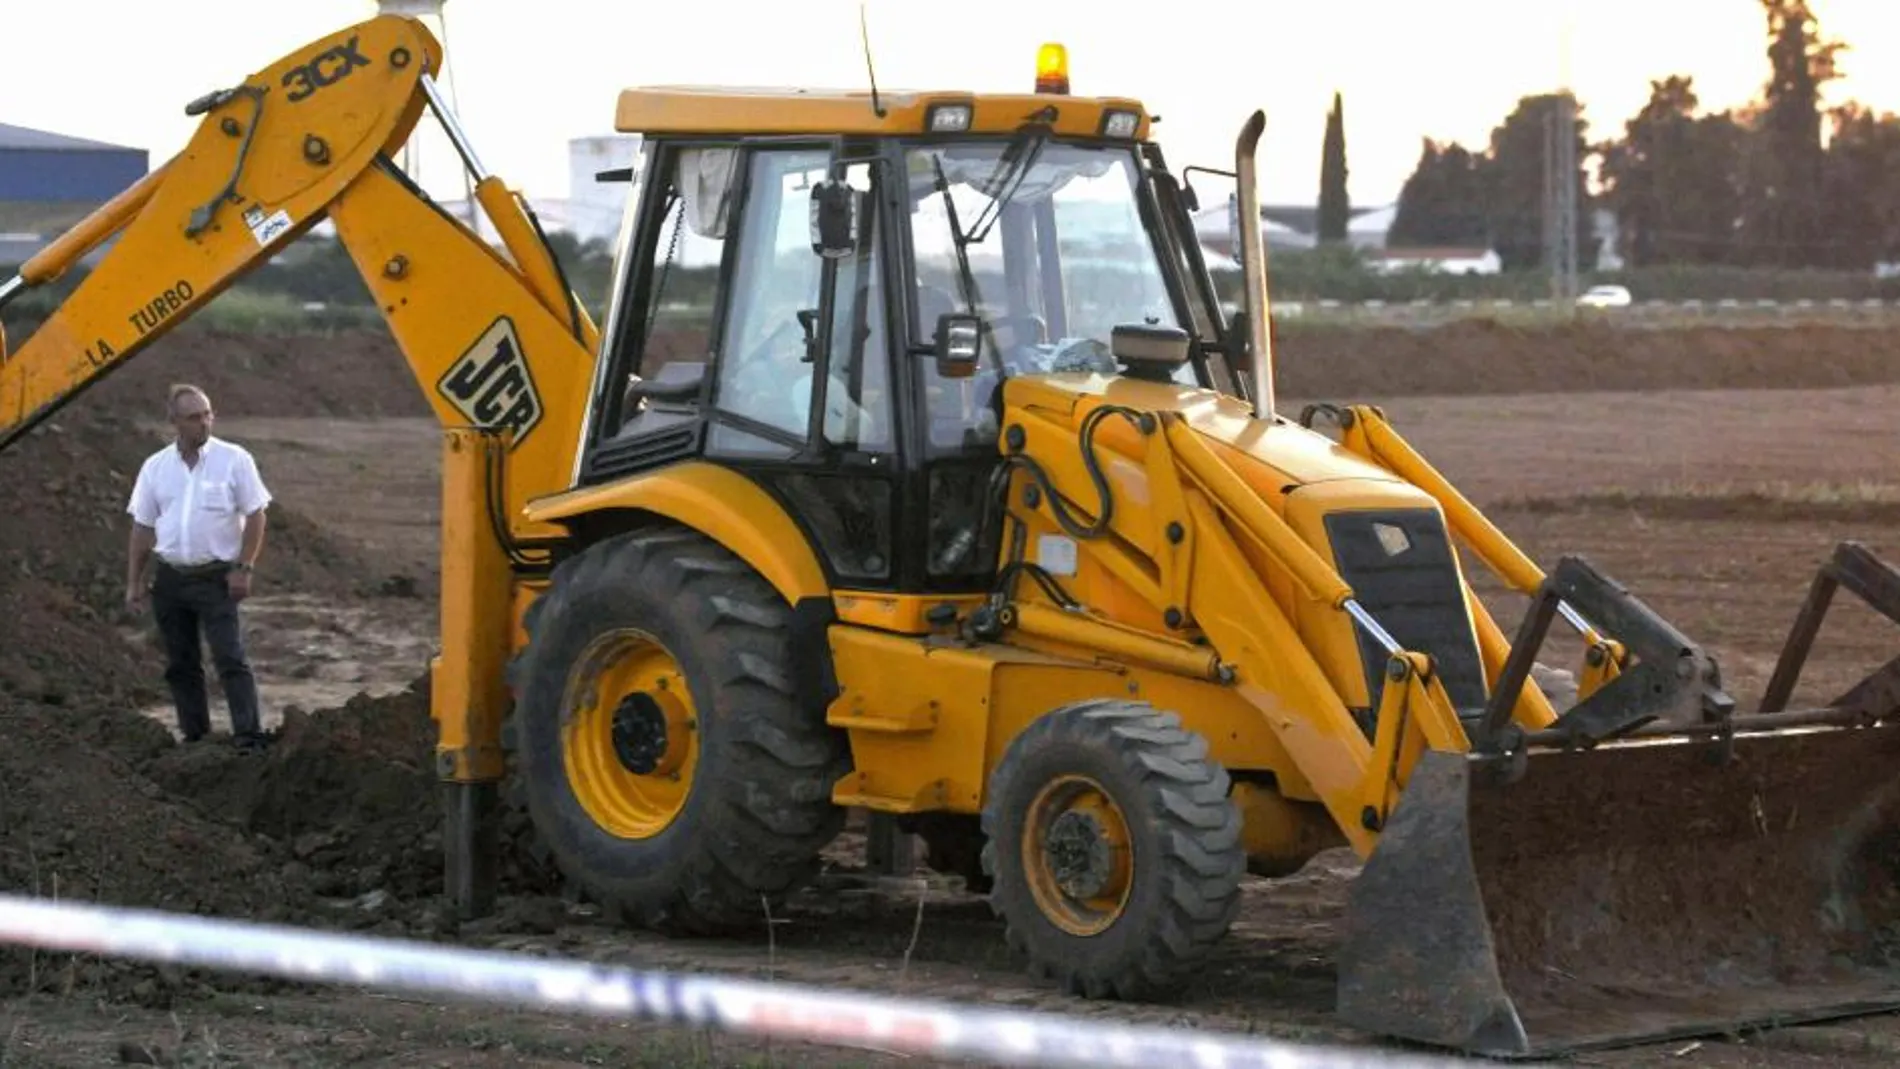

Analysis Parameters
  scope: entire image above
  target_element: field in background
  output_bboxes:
[1272,295,1900,329]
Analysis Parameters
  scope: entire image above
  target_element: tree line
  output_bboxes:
[1354,0,1894,272]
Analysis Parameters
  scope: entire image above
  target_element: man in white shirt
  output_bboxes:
[124,384,273,750]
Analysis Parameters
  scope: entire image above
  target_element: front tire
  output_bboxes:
[510,524,849,933]
[981,699,1245,1000]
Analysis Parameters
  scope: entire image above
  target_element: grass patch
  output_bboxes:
[1495,479,1900,521]
[194,288,383,333]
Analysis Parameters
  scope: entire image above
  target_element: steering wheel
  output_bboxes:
[983,313,1049,374]
[721,313,811,430]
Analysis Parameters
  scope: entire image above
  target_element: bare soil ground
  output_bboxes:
[3,322,1900,1067]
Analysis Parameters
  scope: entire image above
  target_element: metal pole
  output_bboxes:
[1557,601,1594,637]
[1233,110,1274,422]
[1345,599,1403,656]
[1553,92,1577,304]
[1545,4,1579,307]
[420,73,492,183]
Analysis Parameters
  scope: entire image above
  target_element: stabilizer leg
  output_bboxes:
[432,427,516,921]
[445,780,499,919]
[865,812,917,877]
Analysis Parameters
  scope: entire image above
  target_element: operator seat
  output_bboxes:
[616,360,706,436]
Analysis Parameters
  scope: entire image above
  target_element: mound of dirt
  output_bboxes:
[1,674,562,1003]
[0,325,437,712]
[1276,320,1900,398]
[0,699,311,1003]
[0,407,393,709]
[0,324,569,1008]
[143,674,558,907]
[56,327,432,423]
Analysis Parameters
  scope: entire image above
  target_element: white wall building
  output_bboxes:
[1366,247,1503,275]
[430,134,643,247]
[1345,203,1396,249]
[564,134,645,244]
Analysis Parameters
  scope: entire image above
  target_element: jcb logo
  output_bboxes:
[438,317,544,448]
[282,35,370,102]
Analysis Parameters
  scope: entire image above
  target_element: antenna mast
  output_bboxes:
[1543,4,1578,307]
[859,1,886,117]
[377,0,479,230]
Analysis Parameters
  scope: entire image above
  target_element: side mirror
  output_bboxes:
[809,180,865,259]
[1111,323,1191,381]
[1227,308,1251,360]
[933,312,983,379]
[796,308,819,363]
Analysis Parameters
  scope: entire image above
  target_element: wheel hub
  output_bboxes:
[562,628,698,840]
[1045,810,1114,899]
[612,692,669,775]
[1021,774,1136,937]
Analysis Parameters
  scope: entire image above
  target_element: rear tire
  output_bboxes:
[981,699,1245,1000]
[508,524,849,933]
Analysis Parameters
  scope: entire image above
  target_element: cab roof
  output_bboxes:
[613,87,1153,141]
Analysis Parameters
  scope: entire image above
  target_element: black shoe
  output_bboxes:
[232,732,270,753]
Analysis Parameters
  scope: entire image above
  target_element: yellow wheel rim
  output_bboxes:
[561,628,699,840]
[1022,774,1134,937]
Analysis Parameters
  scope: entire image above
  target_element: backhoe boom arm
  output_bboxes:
[0,14,598,539]
[0,14,610,916]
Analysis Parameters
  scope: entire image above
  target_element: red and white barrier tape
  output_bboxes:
[0,892,1495,1068]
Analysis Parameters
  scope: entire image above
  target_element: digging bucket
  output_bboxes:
[1335,721,1900,1057]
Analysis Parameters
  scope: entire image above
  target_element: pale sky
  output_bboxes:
[7,0,1899,211]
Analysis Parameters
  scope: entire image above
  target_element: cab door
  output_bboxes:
[583,138,900,588]
[703,144,900,587]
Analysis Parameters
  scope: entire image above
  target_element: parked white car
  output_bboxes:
[1577,284,1632,308]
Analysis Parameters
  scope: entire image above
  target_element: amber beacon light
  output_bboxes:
[1035,43,1069,94]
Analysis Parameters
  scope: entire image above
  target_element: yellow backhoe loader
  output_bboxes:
[6,15,1900,1058]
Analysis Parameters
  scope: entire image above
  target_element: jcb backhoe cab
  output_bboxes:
[7,16,1900,1060]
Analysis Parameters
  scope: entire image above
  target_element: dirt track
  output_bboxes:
[2,321,1900,1066]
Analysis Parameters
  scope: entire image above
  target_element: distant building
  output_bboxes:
[1367,247,1502,276]
[1344,204,1396,249]
[0,122,149,267]
[566,134,644,244]
[1193,199,1315,264]
[1189,194,1403,269]
[1592,207,1624,271]
[1257,202,1396,249]
[436,135,644,248]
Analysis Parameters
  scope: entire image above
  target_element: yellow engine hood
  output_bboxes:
[1004,373,1432,509]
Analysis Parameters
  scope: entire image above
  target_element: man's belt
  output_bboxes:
[158,559,234,578]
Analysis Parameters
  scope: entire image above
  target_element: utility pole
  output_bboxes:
[1544,3,1579,306]
[1544,93,1579,305]
[376,0,479,233]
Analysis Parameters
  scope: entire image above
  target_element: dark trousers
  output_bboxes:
[152,562,260,740]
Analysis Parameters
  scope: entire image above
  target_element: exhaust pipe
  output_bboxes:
[1232,110,1274,422]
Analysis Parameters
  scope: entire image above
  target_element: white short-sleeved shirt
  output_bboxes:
[126,436,272,566]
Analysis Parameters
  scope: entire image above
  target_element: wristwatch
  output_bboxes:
[234,561,254,573]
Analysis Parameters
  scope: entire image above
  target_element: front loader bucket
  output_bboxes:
[1336,724,1900,1057]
